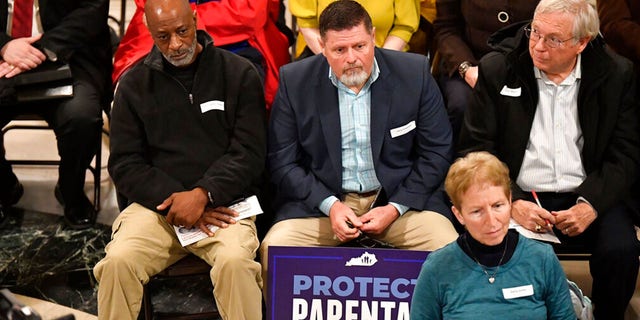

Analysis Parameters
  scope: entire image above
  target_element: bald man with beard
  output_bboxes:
[93,0,266,319]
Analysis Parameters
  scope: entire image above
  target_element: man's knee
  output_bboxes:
[214,245,257,268]
[441,79,472,115]
[260,221,290,249]
[64,111,102,134]
[211,249,260,285]
[259,222,306,273]
[55,94,103,134]
[94,247,148,284]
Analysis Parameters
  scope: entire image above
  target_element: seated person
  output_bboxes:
[433,0,538,143]
[291,0,420,58]
[111,0,290,109]
[260,0,458,288]
[598,0,640,224]
[0,0,112,229]
[93,0,266,319]
[458,0,640,317]
[407,0,437,58]
[598,0,640,70]
[411,151,575,319]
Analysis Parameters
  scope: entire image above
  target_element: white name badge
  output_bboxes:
[500,85,522,97]
[502,284,534,299]
[200,100,225,113]
[390,120,416,138]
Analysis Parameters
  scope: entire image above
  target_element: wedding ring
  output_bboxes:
[535,224,542,232]
[565,228,569,234]
[9,65,14,70]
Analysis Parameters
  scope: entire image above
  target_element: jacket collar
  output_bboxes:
[370,48,393,166]
[492,20,612,87]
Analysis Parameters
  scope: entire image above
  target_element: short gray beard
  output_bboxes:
[339,68,369,88]
[163,39,197,67]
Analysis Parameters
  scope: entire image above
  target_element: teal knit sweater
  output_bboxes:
[410,234,575,319]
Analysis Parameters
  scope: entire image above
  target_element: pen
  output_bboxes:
[531,190,552,228]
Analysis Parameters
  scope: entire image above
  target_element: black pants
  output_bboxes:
[532,192,639,319]
[0,78,103,207]
[437,72,472,147]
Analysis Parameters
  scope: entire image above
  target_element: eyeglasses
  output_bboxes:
[524,26,575,48]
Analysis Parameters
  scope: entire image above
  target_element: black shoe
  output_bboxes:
[54,183,65,206]
[1,180,23,207]
[54,183,96,229]
[0,206,7,227]
[63,201,95,230]
[0,180,22,228]
[61,190,96,230]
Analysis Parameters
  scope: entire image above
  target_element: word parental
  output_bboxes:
[291,275,417,320]
[292,299,409,320]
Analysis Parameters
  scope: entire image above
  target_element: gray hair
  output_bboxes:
[534,0,599,42]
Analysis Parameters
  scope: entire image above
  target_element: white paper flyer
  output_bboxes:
[174,195,263,246]
[509,218,561,243]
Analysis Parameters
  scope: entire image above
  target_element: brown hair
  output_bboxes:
[319,0,373,40]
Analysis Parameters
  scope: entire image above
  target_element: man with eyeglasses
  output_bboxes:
[458,0,639,318]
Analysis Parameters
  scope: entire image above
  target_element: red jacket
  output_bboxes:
[112,0,290,109]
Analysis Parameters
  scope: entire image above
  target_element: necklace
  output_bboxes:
[463,234,508,284]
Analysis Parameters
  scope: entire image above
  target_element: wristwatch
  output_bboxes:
[43,47,58,62]
[458,61,472,79]
[207,191,214,205]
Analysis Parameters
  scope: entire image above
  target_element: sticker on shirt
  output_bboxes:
[390,120,416,138]
[502,284,534,299]
[200,100,225,113]
[500,85,521,97]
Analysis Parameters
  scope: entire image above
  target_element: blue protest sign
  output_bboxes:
[267,246,429,320]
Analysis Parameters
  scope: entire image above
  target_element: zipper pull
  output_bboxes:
[189,93,193,104]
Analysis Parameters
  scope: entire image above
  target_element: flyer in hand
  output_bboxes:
[174,195,263,246]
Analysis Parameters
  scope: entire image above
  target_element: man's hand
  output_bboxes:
[553,202,596,237]
[196,206,239,236]
[329,201,361,242]
[158,187,209,228]
[0,60,24,78]
[0,35,46,76]
[358,204,399,235]
[512,199,556,232]
[464,66,479,88]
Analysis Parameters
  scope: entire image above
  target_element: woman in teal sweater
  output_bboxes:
[410,152,575,319]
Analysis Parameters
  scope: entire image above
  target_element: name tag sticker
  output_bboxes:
[500,85,522,97]
[200,100,225,113]
[390,120,416,138]
[502,284,534,299]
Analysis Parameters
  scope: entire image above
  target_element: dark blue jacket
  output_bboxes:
[268,48,453,222]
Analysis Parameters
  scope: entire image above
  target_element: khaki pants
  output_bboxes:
[94,203,262,320]
[259,192,458,294]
